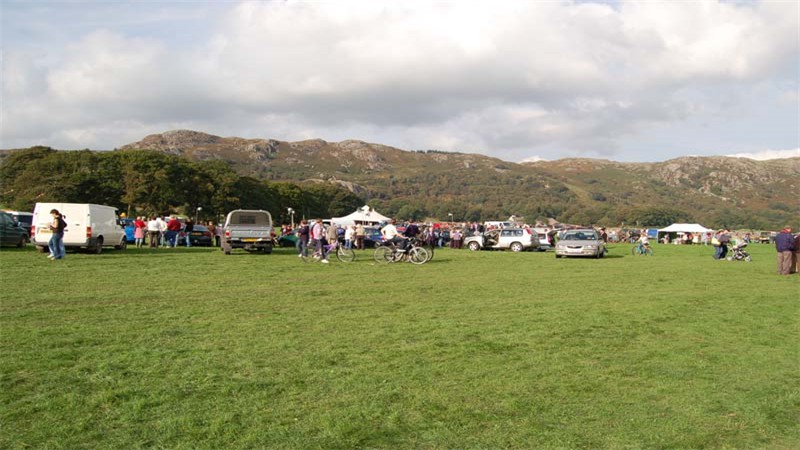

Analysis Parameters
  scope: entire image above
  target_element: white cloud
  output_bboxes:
[1,0,798,161]
[726,149,800,160]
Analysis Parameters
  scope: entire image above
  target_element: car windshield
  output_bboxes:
[563,231,597,241]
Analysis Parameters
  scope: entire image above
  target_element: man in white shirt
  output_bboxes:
[146,217,160,248]
[155,216,167,247]
[381,219,408,251]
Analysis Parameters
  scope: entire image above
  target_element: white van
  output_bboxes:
[32,203,127,254]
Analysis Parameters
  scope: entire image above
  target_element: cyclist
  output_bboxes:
[381,218,409,252]
[637,231,651,254]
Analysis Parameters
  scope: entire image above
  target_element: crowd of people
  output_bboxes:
[130,216,221,248]
[43,210,800,276]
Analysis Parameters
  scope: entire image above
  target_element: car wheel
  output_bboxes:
[17,235,27,248]
[468,241,481,251]
[37,245,48,253]
[555,254,562,258]
[510,242,523,252]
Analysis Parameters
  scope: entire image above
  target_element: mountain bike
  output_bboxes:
[305,239,356,263]
[373,240,429,265]
[631,242,654,256]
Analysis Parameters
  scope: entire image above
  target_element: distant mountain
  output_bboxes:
[115,129,798,228]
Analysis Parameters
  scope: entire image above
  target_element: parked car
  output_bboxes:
[4,211,33,240]
[178,224,214,246]
[555,229,606,258]
[533,227,553,251]
[464,227,539,252]
[222,209,274,254]
[363,226,384,248]
[120,218,136,243]
[0,211,29,247]
[277,233,298,248]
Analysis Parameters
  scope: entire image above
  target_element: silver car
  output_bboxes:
[555,229,606,258]
[465,228,539,252]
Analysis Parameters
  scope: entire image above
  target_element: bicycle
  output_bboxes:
[631,242,654,256]
[305,239,356,263]
[373,239,429,265]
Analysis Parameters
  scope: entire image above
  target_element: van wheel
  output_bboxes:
[115,239,127,250]
[17,236,28,248]
[93,238,103,254]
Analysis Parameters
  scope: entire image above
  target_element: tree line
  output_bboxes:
[0,147,364,224]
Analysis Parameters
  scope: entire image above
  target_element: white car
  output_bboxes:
[464,228,539,252]
[555,229,606,258]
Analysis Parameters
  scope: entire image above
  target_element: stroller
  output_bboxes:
[726,242,752,262]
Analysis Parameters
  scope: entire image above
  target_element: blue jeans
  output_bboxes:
[185,233,191,247]
[297,239,308,257]
[165,231,178,247]
[48,233,65,259]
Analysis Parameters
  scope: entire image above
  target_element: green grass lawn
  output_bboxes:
[1,243,798,449]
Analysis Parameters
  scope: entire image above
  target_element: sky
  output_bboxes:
[1,0,798,162]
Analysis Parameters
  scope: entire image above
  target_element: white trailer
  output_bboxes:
[32,203,127,254]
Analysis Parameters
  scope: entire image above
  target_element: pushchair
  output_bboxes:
[726,242,752,262]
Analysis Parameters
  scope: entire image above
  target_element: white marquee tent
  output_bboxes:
[657,223,712,235]
[331,205,391,226]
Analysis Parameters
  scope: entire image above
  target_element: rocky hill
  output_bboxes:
[119,130,800,227]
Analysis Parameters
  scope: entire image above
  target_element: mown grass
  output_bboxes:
[1,243,798,449]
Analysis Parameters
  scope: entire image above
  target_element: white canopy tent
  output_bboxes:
[331,205,391,226]
[657,223,712,234]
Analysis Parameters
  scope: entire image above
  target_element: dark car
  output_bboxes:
[178,224,213,246]
[363,226,384,248]
[0,211,29,247]
[5,211,33,240]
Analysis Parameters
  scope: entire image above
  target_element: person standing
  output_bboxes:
[774,226,795,275]
[792,231,800,275]
[355,223,365,250]
[156,216,167,247]
[183,218,194,247]
[166,216,181,247]
[134,216,147,248]
[310,218,326,262]
[147,216,160,248]
[206,221,217,247]
[47,209,67,260]
[344,225,355,250]
[296,220,309,258]
[718,229,731,260]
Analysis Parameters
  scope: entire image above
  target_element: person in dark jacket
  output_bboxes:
[296,220,309,258]
[793,232,800,275]
[183,218,194,247]
[774,226,795,275]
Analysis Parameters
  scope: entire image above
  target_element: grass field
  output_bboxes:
[1,242,798,449]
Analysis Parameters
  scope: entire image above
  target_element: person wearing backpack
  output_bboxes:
[47,209,67,260]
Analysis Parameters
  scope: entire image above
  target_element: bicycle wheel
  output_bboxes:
[374,245,394,264]
[424,243,434,262]
[644,247,654,256]
[409,247,429,265]
[336,247,356,263]
[630,246,639,256]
